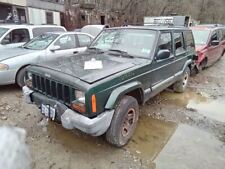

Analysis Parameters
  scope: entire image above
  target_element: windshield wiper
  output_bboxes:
[108,49,134,58]
[22,46,30,49]
[88,47,104,53]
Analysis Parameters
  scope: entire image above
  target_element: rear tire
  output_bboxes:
[173,67,190,93]
[106,96,139,147]
[16,68,26,88]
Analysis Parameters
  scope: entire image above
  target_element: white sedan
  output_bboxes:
[0,32,94,87]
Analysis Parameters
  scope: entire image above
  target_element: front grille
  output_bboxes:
[32,73,74,105]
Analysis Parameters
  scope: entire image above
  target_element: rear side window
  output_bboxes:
[77,34,92,47]
[54,34,77,50]
[32,27,66,37]
[184,31,195,49]
[158,32,172,52]
[174,32,185,54]
[1,28,30,45]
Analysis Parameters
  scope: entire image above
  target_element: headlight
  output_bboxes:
[75,90,85,103]
[0,63,9,71]
[71,90,86,113]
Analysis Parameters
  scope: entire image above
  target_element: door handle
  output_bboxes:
[73,51,78,54]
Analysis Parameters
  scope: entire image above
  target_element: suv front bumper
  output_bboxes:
[23,86,114,136]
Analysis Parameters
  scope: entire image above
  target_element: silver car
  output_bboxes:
[0,32,94,87]
[0,24,66,49]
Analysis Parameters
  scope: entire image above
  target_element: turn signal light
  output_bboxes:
[91,94,97,113]
[71,102,86,113]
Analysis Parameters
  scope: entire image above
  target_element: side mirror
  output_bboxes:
[1,39,10,45]
[49,45,60,52]
[211,40,219,46]
[156,49,171,60]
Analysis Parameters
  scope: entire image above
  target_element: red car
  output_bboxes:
[191,25,225,71]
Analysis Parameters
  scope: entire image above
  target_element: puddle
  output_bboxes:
[160,90,207,107]
[48,116,177,161]
[159,90,225,123]
[127,116,177,160]
[187,99,225,122]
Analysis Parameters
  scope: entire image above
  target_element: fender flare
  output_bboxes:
[183,59,193,72]
[105,81,144,109]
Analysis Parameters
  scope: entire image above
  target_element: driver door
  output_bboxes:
[151,31,175,88]
[207,30,221,65]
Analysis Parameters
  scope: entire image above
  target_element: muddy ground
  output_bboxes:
[1,57,225,169]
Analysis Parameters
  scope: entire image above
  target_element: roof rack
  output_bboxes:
[144,16,190,27]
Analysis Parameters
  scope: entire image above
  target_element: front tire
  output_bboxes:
[16,68,26,88]
[106,95,139,147]
[173,67,190,93]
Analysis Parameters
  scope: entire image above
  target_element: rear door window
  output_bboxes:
[32,27,66,37]
[218,29,223,41]
[184,31,195,50]
[1,28,30,45]
[222,29,225,41]
[211,31,218,41]
[174,32,185,54]
[54,34,77,50]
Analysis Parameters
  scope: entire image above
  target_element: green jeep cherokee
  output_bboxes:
[23,26,196,147]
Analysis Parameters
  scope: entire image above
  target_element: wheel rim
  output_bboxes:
[121,108,136,137]
[183,72,189,87]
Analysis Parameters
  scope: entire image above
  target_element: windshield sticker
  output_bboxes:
[84,58,103,70]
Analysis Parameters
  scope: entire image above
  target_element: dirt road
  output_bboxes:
[0,57,225,169]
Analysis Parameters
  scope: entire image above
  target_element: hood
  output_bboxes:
[195,45,207,52]
[36,52,144,83]
[0,47,37,62]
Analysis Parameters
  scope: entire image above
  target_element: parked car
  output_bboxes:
[0,24,66,49]
[23,26,197,147]
[0,32,94,87]
[81,24,109,37]
[191,25,225,71]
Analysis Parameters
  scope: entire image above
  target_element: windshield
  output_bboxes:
[23,34,59,50]
[0,27,9,38]
[90,29,157,58]
[192,29,210,45]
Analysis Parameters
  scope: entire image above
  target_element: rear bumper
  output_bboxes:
[22,86,114,136]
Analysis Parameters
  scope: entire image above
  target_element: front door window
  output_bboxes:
[1,29,30,45]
